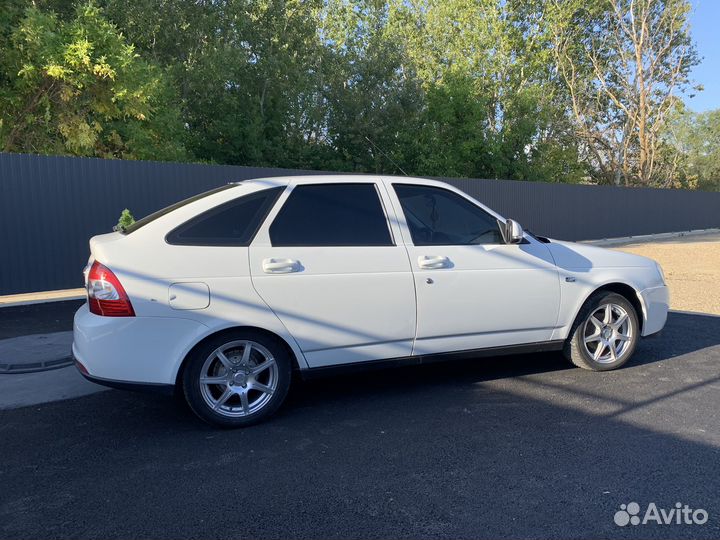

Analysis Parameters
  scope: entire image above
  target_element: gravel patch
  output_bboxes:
[615,239,720,315]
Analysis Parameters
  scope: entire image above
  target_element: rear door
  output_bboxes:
[249,179,416,368]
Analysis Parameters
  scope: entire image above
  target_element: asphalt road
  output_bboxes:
[0,300,83,340]
[1,311,719,539]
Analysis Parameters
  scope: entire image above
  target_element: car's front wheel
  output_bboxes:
[564,291,640,371]
[182,331,292,427]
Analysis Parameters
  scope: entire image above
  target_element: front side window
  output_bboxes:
[393,184,503,246]
[166,187,284,246]
[269,183,393,246]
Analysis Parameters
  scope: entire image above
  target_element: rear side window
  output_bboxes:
[167,187,284,246]
[269,183,393,246]
[393,184,503,245]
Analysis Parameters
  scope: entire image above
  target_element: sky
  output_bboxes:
[686,0,719,112]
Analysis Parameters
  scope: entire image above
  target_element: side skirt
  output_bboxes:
[299,340,565,380]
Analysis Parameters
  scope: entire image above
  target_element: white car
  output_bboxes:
[73,175,669,427]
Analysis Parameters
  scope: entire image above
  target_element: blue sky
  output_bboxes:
[686,0,719,112]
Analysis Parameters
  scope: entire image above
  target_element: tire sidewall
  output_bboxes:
[182,331,292,428]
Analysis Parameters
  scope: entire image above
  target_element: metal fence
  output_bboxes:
[1,152,719,295]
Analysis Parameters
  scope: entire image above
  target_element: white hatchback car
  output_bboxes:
[73,175,669,426]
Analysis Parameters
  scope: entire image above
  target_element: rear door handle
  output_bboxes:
[418,255,451,269]
[262,258,301,274]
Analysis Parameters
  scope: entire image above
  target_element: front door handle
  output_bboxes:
[262,258,301,274]
[418,255,451,269]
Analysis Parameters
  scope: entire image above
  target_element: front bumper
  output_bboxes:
[73,303,209,385]
[639,284,669,336]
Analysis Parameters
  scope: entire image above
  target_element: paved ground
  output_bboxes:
[0,300,83,340]
[0,331,73,373]
[1,238,719,539]
[0,365,106,409]
[1,310,719,539]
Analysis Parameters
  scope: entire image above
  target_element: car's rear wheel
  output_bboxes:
[564,291,639,371]
[182,331,292,427]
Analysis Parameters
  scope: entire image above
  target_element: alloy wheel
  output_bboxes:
[198,340,278,417]
[582,303,634,364]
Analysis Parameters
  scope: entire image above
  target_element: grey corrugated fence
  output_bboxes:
[1,152,718,295]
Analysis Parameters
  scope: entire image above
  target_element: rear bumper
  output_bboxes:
[75,360,175,394]
[73,303,209,385]
[640,285,669,336]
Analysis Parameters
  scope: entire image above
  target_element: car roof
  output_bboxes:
[232,174,505,223]
[237,174,452,190]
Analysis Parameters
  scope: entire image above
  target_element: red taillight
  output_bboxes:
[86,261,135,317]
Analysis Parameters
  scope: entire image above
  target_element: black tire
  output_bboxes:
[563,291,640,371]
[182,330,292,428]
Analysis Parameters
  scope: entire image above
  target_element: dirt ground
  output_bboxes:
[615,234,720,315]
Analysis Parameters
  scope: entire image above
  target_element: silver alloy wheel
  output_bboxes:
[199,340,278,417]
[582,303,633,364]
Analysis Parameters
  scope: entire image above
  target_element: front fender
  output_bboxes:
[551,267,662,341]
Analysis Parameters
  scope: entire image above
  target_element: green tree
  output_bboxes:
[546,0,699,186]
[385,0,583,182]
[0,0,708,189]
[102,0,328,169]
[0,2,187,160]
[659,106,720,190]
[319,0,424,174]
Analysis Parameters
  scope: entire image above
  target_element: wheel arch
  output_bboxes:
[174,326,303,388]
[577,282,645,333]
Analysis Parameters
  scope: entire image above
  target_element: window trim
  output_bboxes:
[165,186,285,247]
[392,182,505,247]
[268,182,396,248]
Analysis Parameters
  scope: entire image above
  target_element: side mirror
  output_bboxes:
[504,219,524,244]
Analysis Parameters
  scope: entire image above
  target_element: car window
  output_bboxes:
[393,184,504,245]
[166,187,284,246]
[269,183,393,246]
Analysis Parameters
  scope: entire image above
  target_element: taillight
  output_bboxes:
[86,261,135,317]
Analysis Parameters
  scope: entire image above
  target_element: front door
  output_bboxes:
[389,182,561,355]
[250,180,416,368]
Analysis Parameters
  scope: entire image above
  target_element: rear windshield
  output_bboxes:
[119,184,237,234]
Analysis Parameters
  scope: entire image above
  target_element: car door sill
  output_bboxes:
[300,339,565,379]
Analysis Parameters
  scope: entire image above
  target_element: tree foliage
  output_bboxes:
[659,106,720,190]
[0,1,186,159]
[547,0,699,186]
[0,0,715,189]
